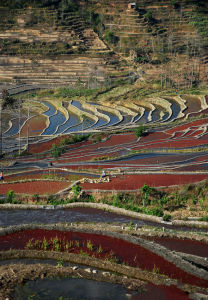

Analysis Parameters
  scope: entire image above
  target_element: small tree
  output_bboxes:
[144,10,153,22]
[50,144,65,159]
[32,193,40,202]
[141,184,151,207]
[72,184,82,197]
[135,125,146,138]
[105,31,119,45]
[2,89,16,109]
[6,190,15,203]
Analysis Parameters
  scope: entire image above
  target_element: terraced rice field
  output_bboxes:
[1,90,208,299]
[2,94,207,138]
[1,92,208,193]
[0,225,207,300]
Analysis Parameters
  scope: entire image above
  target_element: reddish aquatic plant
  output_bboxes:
[0,229,207,288]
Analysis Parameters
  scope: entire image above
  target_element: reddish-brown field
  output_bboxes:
[21,115,47,137]
[28,134,86,154]
[81,174,208,190]
[0,229,207,288]
[133,283,190,300]
[134,137,208,150]
[0,181,70,195]
[144,236,208,257]
[166,118,208,135]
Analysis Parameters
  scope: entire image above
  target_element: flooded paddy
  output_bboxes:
[42,110,66,135]
[0,207,206,232]
[144,236,208,258]
[1,228,208,288]
[11,277,190,300]
[0,207,144,227]
[12,277,137,300]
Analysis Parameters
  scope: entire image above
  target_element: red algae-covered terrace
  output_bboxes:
[166,118,208,135]
[144,236,208,258]
[81,174,208,190]
[133,136,208,150]
[133,283,191,300]
[0,229,208,288]
[28,135,92,154]
[0,180,70,195]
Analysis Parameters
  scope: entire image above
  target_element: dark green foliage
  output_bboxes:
[0,39,73,56]
[199,216,208,222]
[82,10,104,34]
[61,0,78,13]
[105,31,119,45]
[55,87,98,98]
[135,125,146,138]
[47,195,67,205]
[6,190,15,202]
[72,184,82,196]
[141,183,152,207]
[32,193,40,201]
[144,10,153,22]
[163,214,172,222]
[2,89,17,109]
[144,10,157,24]
[159,196,168,207]
[0,190,21,204]
[170,0,180,9]
[1,0,25,9]
[146,207,164,217]
[109,192,163,217]
[134,57,149,64]
[61,134,90,145]
[51,134,89,158]
[50,143,65,159]
[192,195,197,205]
[92,133,102,143]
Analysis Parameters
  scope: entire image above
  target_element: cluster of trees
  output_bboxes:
[50,134,90,159]
[1,90,17,109]
[105,31,119,45]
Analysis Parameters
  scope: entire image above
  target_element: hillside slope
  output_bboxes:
[0,0,207,88]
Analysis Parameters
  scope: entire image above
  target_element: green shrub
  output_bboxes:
[144,10,154,22]
[72,184,82,196]
[105,31,119,44]
[112,195,121,207]
[50,144,66,159]
[170,0,180,9]
[50,144,62,159]
[135,125,146,138]
[163,214,172,222]
[55,87,97,98]
[141,183,151,207]
[159,196,168,207]
[33,193,40,202]
[192,195,197,205]
[47,194,58,205]
[146,207,164,217]
[6,190,15,203]
[199,216,208,222]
